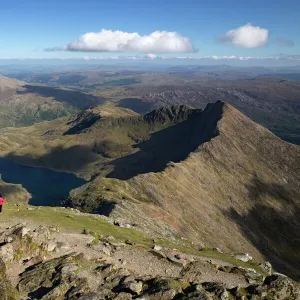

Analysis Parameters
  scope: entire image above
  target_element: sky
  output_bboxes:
[0,0,299,64]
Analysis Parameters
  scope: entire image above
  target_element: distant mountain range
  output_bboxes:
[116,79,300,145]
[0,75,103,128]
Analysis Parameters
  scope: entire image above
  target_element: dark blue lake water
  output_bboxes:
[0,157,87,206]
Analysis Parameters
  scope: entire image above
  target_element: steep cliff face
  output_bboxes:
[68,101,300,279]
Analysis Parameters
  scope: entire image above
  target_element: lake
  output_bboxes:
[0,157,87,206]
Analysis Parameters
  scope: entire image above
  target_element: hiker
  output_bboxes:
[0,194,6,213]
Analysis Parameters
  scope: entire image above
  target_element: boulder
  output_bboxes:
[114,276,143,295]
[235,253,253,262]
[0,243,14,262]
[89,243,111,256]
[46,241,57,252]
[13,226,30,238]
[5,235,14,243]
[33,226,51,240]
[153,245,162,251]
[213,247,223,253]
[259,261,272,275]
[245,270,264,285]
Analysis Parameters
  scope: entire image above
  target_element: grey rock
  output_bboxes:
[245,271,264,285]
[153,245,162,251]
[259,261,272,275]
[213,247,223,253]
[13,226,30,237]
[5,236,14,243]
[56,242,70,250]
[90,243,111,256]
[127,281,143,294]
[46,241,57,252]
[235,252,253,262]
[168,256,183,265]
[0,243,14,262]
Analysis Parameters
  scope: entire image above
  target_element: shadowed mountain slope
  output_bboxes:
[67,101,300,279]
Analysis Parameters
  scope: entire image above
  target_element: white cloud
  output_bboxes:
[47,29,195,53]
[79,54,300,61]
[220,23,269,48]
[142,53,158,59]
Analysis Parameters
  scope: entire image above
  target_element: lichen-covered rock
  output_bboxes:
[244,270,264,285]
[0,243,14,262]
[259,261,272,275]
[17,253,81,295]
[262,274,300,300]
[12,226,30,237]
[0,258,18,300]
[114,276,143,295]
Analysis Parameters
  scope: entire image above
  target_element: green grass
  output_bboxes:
[3,203,151,245]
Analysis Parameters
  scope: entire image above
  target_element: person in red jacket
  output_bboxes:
[0,194,6,213]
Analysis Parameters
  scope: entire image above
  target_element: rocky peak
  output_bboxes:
[143,104,201,125]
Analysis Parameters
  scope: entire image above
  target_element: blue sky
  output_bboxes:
[0,0,299,62]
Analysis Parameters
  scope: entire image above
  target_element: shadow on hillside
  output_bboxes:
[0,183,26,199]
[106,110,220,180]
[17,85,103,109]
[117,98,155,114]
[6,145,99,173]
[224,177,300,280]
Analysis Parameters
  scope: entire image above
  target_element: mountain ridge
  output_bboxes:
[66,101,300,279]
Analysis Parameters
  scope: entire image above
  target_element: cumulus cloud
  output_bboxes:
[276,38,294,47]
[46,29,195,53]
[220,23,269,48]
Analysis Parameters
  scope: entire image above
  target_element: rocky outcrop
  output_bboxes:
[15,255,300,300]
[0,223,299,299]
